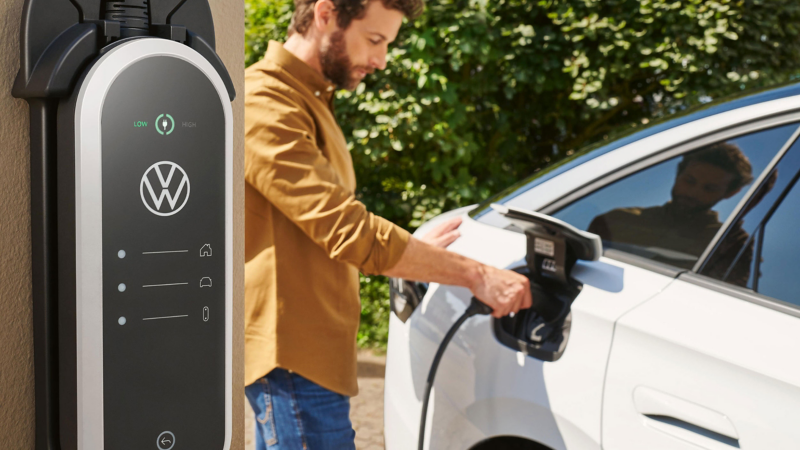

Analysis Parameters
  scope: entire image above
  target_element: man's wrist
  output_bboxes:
[465,261,487,292]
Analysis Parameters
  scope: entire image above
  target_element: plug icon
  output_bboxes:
[155,114,174,135]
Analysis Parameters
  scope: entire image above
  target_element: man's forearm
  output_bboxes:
[383,237,483,290]
[384,235,532,318]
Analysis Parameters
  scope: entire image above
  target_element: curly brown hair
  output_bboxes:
[677,142,754,194]
[288,0,424,36]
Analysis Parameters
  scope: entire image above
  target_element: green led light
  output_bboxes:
[156,114,175,135]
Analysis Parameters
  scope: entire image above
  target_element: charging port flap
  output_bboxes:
[490,204,603,361]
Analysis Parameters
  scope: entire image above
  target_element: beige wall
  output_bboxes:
[0,1,244,447]
[0,0,35,442]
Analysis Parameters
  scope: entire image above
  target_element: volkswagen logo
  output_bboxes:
[140,161,190,216]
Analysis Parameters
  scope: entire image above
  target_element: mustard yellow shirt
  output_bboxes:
[244,41,410,396]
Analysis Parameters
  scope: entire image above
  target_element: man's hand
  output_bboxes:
[469,265,532,318]
[384,233,533,319]
[420,217,462,248]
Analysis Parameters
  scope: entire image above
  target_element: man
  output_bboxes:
[588,142,754,275]
[243,0,532,447]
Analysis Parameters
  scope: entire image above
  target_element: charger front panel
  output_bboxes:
[99,55,226,450]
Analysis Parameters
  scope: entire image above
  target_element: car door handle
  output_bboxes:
[633,386,739,446]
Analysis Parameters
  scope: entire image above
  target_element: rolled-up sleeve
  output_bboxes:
[245,83,410,275]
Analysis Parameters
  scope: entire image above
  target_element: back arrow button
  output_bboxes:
[157,431,175,450]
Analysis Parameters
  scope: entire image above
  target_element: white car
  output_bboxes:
[384,84,800,450]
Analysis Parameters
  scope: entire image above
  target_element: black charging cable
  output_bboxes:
[418,297,493,450]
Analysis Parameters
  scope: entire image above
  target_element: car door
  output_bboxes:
[602,128,800,449]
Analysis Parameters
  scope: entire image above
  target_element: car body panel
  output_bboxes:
[603,278,800,450]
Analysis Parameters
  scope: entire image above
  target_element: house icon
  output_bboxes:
[200,244,212,257]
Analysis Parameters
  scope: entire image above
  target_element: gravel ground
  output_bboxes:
[244,350,387,450]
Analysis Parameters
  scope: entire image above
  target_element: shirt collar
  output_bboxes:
[266,41,337,104]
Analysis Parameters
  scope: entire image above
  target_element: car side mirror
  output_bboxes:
[389,278,428,323]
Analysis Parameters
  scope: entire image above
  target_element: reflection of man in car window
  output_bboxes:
[703,169,778,287]
[588,143,753,269]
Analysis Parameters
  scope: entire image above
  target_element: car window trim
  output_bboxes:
[694,123,800,272]
[679,272,800,319]
[540,114,800,216]
[752,226,765,292]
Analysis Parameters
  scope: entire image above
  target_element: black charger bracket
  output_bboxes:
[12,0,235,101]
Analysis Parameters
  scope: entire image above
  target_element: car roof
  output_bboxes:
[470,81,800,220]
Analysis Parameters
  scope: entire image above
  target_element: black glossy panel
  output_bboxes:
[101,56,226,449]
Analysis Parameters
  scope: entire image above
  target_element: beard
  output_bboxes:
[320,30,371,91]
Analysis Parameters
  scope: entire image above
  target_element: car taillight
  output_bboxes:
[388,278,427,323]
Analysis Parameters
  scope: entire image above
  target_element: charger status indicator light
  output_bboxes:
[156,114,175,135]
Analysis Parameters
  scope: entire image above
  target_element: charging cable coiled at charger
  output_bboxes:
[418,297,493,450]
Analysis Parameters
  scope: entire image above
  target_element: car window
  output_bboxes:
[756,180,800,305]
[551,124,798,269]
[701,135,800,297]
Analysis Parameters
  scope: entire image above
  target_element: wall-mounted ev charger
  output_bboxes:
[12,1,235,449]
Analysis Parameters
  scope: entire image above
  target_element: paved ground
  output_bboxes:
[350,350,387,450]
[244,350,387,450]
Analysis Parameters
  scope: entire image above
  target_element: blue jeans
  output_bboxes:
[245,368,356,449]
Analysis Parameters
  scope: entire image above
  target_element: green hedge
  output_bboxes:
[246,0,800,349]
